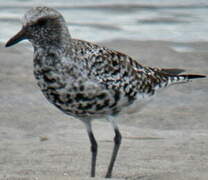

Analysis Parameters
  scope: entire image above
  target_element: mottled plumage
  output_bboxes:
[5,6,206,178]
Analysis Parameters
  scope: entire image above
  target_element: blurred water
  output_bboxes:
[0,0,208,43]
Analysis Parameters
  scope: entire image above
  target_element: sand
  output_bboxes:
[0,40,207,180]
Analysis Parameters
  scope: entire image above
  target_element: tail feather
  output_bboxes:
[155,73,206,90]
[161,68,185,75]
[179,74,206,80]
[167,74,206,86]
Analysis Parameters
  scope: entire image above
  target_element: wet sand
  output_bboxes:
[0,39,207,180]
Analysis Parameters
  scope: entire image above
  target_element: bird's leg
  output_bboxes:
[105,127,122,178]
[86,123,98,177]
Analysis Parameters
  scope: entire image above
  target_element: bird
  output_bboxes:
[5,6,206,178]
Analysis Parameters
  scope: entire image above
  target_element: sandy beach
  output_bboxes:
[0,39,207,180]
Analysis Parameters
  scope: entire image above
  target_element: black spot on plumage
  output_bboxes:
[114,91,120,101]
[112,61,118,66]
[74,110,85,115]
[147,87,152,93]
[66,109,73,114]
[96,99,110,111]
[79,85,85,91]
[97,93,106,100]
[104,69,109,74]
[80,49,84,55]
[111,53,115,59]
[123,83,128,90]
[48,53,56,58]
[103,99,110,107]
[78,103,93,110]
[43,74,56,83]
[111,69,120,76]
[95,56,101,61]
[110,91,120,108]
[96,104,103,111]
[41,68,51,74]
[125,88,133,97]
[50,92,61,102]
[34,71,41,79]
[128,91,137,103]
[67,98,73,104]
[99,49,103,54]
[75,93,84,101]
[75,93,94,101]
[123,71,128,77]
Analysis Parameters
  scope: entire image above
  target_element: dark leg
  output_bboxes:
[105,128,122,178]
[87,129,98,177]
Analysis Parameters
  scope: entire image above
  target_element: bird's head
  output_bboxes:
[5,7,70,48]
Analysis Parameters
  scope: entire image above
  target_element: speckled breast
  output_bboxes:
[33,53,120,118]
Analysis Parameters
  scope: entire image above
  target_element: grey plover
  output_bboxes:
[5,6,206,178]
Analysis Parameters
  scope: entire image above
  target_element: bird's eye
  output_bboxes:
[36,18,48,26]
